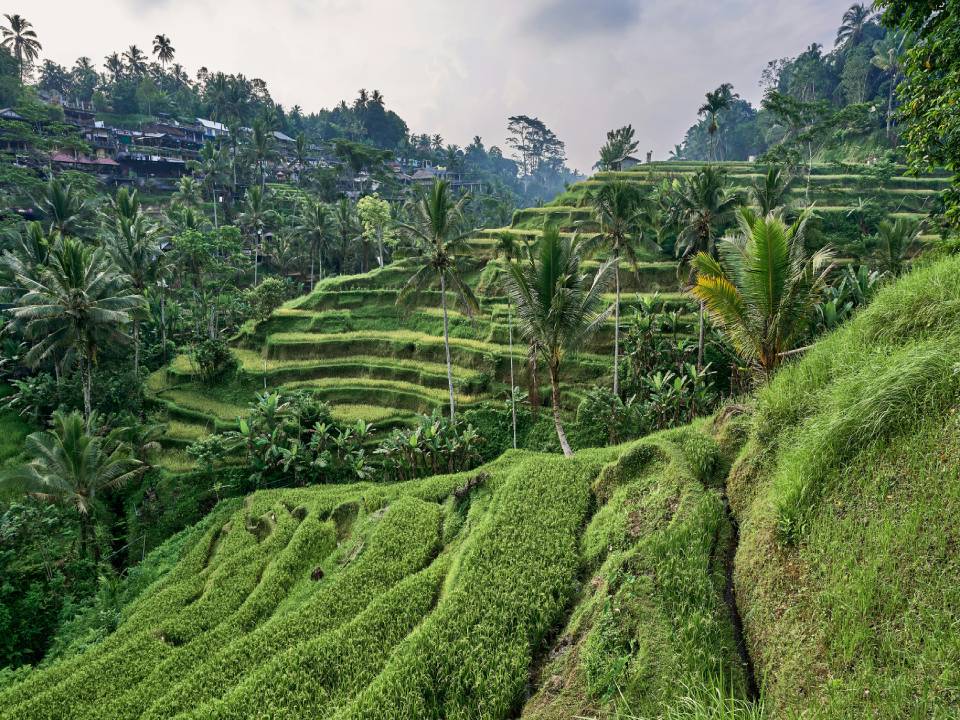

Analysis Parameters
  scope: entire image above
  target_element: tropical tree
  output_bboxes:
[495,232,521,448]
[294,132,309,186]
[152,34,175,67]
[193,142,228,228]
[122,45,148,76]
[751,165,792,215]
[397,180,479,421]
[869,217,923,276]
[836,3,875,49]
[103,188,166,375]
[698,83,737,161]
[690,209,834,377]
[296,200,334,289]
[872,32,909,140]
[239,185,276,285]
[1,14,41,84]
[673,165,742,368]
[251,118,276,191]
[0,410,144,560]
[172,176,201,207]
[356,193,392,269]
[334,198,360,274]
[10,237,141,418]
[585,181,645,396]
[595,125,640,170]
[505,226,614,456]
[37,177,87,238]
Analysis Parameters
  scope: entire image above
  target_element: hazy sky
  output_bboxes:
[20,0,853,170]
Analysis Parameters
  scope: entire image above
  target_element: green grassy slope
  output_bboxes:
[6,256,960,718]
[728,254,960,718]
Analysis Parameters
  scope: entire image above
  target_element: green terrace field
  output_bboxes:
[148,161,949,457]
[9,255,960,718]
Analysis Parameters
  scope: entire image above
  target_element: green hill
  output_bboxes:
[4,254,959,718]
[148,161,950,461]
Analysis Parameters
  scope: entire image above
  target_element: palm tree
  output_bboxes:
[397,180,479,421]
[835,4,875,49]
[698,84,737,161]
[104,52,124,82]
[585,181,645,397]
[193,142,228,228]
[505,226,614,456]
[239,186,274,285]
[152,34,175,67]
[172,176,201,207]
[294,132,309,186]
[251,119,276,191]
[38,177,87,237]
[673,166,742,369]
[750,165,792,215]
[10,237,141,419]
[1,14,41,84]
[690,209,834,378]
[296,200,334,289]
[0,221,52,296]
[495,232,521,449]
[872,32,908,140]
[0,410,144,560]
[869,217,923,276]
[334,198,360,274]
[122,45,148,76]
[103,188,165,375]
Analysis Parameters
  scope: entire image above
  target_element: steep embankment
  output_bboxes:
[728,255,960,717]
[4,256,959,718]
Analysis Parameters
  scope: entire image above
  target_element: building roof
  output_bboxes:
[51,152,120,167]
[273,131,295,143]
[0,108,25,121]
[197,118,228,132]
[411,168,438,181]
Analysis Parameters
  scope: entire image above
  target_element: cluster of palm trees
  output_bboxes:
[1,181,163,419]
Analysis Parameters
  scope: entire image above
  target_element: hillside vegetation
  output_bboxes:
[4,254,958,718]
[150,160,950,458]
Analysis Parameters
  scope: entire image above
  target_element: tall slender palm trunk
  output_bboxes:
[82,356,93,422]
[549,362,572,457]
[508,296,516,449]
[528,347,540,418]
[697,300,706,371]
[133,318,140,377]
[613,251,620,397]
[440,273,455,421]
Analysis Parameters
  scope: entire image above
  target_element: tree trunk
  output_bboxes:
[133,318,140,377]
[82,356,93,421]
[440,273,456,421]
[508,296,516,450]
[613,251,620,397]
[886,75,894,140]
[697,300,706,371]
[528,347,540,418]
[160,287,167,365]
[212,187,219,229]
[310,253,315,291]
[549,362,573,457]
[377,228,384,269]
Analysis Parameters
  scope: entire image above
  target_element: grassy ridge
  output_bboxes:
[728,255,960,718]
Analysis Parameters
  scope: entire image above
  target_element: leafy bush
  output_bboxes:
[191,338,239,385]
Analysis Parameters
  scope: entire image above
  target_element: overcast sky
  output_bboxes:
[20,0,852,170]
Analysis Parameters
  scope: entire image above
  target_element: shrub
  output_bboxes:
[191,338,238,385]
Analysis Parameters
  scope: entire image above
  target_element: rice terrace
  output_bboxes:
[0,1,959,718]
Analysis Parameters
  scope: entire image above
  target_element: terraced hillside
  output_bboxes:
[150,161,950,455]
[7,255,960,718]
